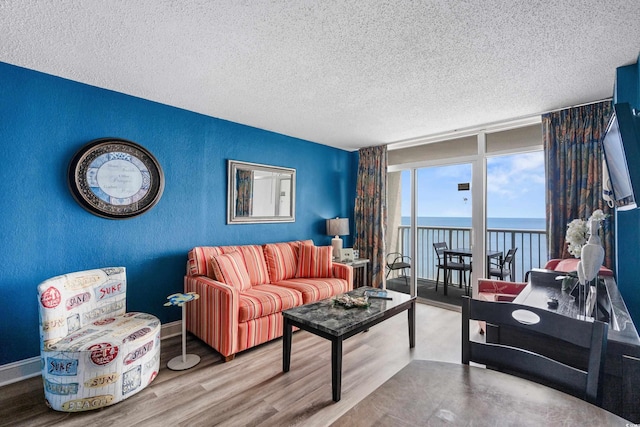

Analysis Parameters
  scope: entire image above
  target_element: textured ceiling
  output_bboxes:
[1,1,639,151]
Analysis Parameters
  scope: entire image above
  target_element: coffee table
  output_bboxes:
[282,286,416,402]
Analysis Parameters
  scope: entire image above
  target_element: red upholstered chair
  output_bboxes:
[477,279,527,303]
[476,279,528,334]
[543,258,614,277]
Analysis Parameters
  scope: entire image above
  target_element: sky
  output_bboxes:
[401,151,546,218]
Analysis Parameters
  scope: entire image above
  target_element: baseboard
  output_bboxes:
[161,320,182,339]
[0,356,41,388]
[0,320,182,388]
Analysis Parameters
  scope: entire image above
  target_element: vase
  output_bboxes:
[577,220,605,285]
[576,219,604,319]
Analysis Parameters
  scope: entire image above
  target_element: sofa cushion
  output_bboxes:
[274,277,350,304]
[238,284,303,322]
[236,245,271,285]
[295,244,333,278]
[210,251,252,291]
[263,240,312,282]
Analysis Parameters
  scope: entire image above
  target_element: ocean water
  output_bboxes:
[401,216,545,230]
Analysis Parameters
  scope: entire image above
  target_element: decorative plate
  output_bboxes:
[68,138,164,219]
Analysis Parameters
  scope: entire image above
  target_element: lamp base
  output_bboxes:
[167,354,200,370]
[331,236,343,259]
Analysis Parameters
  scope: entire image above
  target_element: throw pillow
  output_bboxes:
[210,251,252,291]
[263,242,298,282]
[295,244,333,278]
[237,245,270,286]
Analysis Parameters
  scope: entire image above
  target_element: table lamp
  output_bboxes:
[326,217,349,259]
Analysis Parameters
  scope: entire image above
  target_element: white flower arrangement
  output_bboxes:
[565,209,606,258]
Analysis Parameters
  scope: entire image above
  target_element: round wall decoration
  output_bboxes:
[68,138,165,219]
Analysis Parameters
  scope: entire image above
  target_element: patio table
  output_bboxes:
[443,248,502,296]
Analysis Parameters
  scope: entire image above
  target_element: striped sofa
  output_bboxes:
[185,240,353,361]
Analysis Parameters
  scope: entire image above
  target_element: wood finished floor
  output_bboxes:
[0,302,465,427]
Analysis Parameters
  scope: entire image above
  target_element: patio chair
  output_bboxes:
[433,242,471,292]
[386,252,411,287]
[489,247,517,281]
[462,296,608,404]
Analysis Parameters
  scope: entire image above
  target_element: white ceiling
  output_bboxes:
[1,1,639,151]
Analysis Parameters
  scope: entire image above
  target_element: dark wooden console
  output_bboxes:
[489,269,640,422]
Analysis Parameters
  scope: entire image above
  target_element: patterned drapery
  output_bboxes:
[236,170,253,217]
[354,145,387,288]
[543,101,614,268]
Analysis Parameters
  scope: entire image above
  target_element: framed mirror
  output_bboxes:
[227,160,296,224]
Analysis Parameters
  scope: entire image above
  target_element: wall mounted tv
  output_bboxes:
[602,102,640,211]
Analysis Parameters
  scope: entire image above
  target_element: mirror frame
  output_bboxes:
[227,160,296,224]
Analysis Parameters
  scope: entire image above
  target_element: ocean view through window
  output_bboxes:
[394,151,546,283]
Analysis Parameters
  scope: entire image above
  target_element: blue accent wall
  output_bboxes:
[0,62,357,365]
[614,55,640,326]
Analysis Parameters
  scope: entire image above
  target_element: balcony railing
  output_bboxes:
[396,225,547,283]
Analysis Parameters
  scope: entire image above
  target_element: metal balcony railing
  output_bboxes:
[395,225,547,283]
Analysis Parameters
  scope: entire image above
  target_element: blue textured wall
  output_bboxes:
[0,62,357,365]
[614,55,640,326]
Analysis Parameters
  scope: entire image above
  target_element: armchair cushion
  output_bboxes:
[477,279,527,303]
[477,279,527,297]
[476,279,527,334]
[210,251,252,291]
[295,244,333,278]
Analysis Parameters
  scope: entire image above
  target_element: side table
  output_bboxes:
[164,292,201,370]
[343,258,370,288]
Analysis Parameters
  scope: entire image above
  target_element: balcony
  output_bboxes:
[395,225,547,284]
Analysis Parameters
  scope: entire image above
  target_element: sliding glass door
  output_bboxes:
[386,122,545,300]
[416,163,473,289]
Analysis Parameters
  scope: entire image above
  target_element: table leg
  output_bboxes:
[332,338,343,402]
[408,300,415,348]
[444,256,449,296]
[363,263,368,287]
[283,317,292,372]
[486,255,491,284]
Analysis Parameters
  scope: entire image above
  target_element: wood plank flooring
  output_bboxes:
[0,302,463,427]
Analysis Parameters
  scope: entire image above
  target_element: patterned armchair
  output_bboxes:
[37,267,161,412]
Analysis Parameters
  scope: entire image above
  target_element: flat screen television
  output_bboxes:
[602,102,640,211]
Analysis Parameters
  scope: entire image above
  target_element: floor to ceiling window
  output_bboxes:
[486,151,546,281]
[386,121,544,300]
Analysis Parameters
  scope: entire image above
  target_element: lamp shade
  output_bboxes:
[326,218,349,237]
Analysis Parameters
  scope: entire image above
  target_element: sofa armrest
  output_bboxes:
[477,279,527,295]
[332,262,354,290]
[184,275,239,358]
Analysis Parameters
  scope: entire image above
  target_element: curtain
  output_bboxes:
[543,101,614,268]
[354,145,387,288]
[236,170,253,217]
